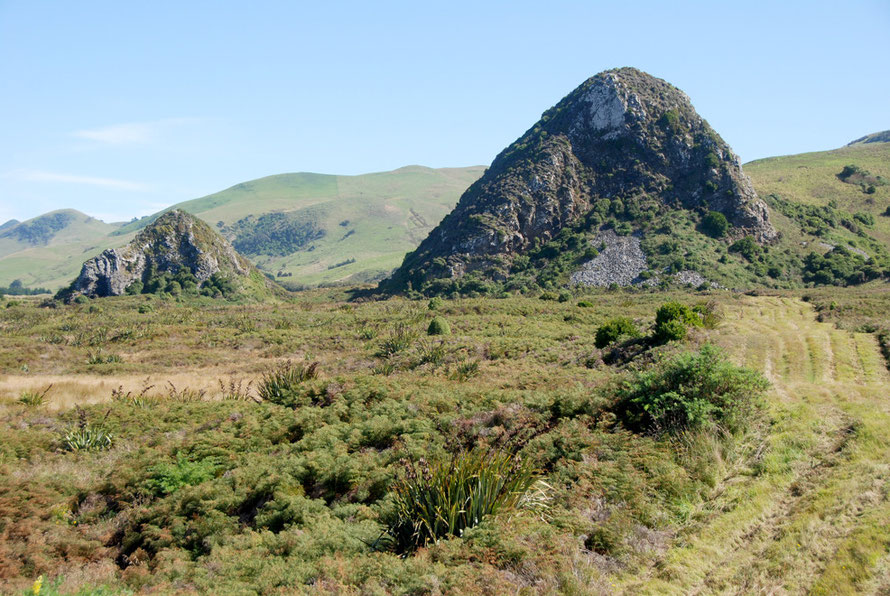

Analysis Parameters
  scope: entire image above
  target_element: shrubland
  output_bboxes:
[0,284,886,594]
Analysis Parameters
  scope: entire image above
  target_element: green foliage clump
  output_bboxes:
[577,300,595,308]
[616,344,769,434]
[87,350,122,365]
[378,324,418,356]
[63,408,113,452]
[0,279,51,295]
[595,317,641,348]
[427,296,443,310]
[145,454,224,496]
[654,301,702,344]
[18,385,52,407]
[199,272,237,298]
[227,211,326,256]
[701,211,730,238]
[257,361,320,407]
[729,236,762,262]
[384,448,541,554]
[427,317,451,336]
[803,247,885,286]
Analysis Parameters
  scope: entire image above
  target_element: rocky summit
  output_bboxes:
[385,67,776,294]
[66,210,253,298]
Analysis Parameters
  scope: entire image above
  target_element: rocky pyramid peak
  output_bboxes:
[385,67,775,294]
[65,209,254,298]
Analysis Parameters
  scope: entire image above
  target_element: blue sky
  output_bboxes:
[1,0,888,223]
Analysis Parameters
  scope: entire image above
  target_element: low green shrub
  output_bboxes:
[577,300,595,308]
[384,448,541,554]
[63,408,113,452]
[416,340,447,367]
[18,385,52,407]
[427,317,451,336]
[257,361,320,406]
[86,350,122,365]
[428,297,444,310]
[654,301,702,343]
[616,344,769,434]
[595,317,641,348]
[145,454,224,496]
[378,324,418,356]
[451,360,480,381]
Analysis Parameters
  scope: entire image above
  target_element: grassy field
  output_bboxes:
[1,284,888,594]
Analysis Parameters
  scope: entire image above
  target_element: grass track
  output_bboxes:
[622,296,890,594]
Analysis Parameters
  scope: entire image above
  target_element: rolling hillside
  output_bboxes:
[0,210,130,291]
[0,167,484,290]
[745,140,890,249]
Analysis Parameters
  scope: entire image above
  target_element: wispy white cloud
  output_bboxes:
[5,169,149,191]
[72,118,196,145]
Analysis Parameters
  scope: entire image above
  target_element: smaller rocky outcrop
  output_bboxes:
[847,130,890,145]
[66,210,253,298]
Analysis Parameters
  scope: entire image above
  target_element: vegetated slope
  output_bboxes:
[747,141,890,248]
[117,166,485,288]
[59,209,278,301]
[384,67,776,296]
[623,296,890,594]
[0,210,127,290]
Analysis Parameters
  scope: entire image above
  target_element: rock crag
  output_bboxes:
[385,67,775,294]
[69,210,252,298]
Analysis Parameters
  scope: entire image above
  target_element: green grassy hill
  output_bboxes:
[746,141,890,248]
[0,210,131,290]
[0,167,484,290]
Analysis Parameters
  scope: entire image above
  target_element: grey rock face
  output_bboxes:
[71,210,250,298]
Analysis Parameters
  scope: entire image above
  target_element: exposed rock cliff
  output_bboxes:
[68,210,253,298]
[385,67,775,293]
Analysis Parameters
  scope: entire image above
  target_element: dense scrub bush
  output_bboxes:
[616,344,769,434]
[384,448,541,554]
[257,361,320,407]
[427,317,451,336]
[803,246,885,286]
[701,211,729,238]
[729,236,762,262]
[654,301,702,343]
[595,317,641,348]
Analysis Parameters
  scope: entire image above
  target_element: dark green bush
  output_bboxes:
[654,301,702,344]
[654,318,687,343]
[427,297,443,310]
[577,300,595,308]
[595,317,641,348]
[701,211,729,238]
[427,317,451,336]
[729,236,762,262]
[616,344,769,434]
